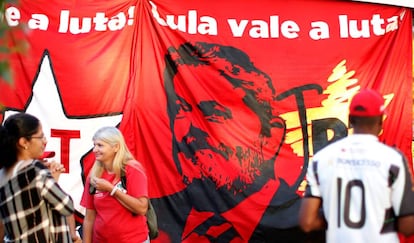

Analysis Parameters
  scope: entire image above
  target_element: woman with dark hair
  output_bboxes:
[0,112,74,243]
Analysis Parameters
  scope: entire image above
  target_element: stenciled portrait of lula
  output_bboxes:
[151,42,312,243]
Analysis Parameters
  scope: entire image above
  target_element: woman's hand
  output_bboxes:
[90,176,113,193]
[43,160,65,181]
[72,235,82,243]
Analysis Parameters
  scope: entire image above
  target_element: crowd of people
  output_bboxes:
[1,89,414,243]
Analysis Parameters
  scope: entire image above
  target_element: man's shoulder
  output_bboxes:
[313,137,348,157]
[372,141,406,160]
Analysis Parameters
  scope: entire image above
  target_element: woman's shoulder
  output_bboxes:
[31,160,54,179]
[125,160,146,174]
[0,161,47,188]
[32,160,50,173]
[0,168,8,187]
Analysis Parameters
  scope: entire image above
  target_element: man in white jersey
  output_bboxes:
[299,89,414,243]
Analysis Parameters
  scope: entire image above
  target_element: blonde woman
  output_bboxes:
[80,126,149,243]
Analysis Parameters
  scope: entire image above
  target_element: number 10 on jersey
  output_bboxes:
[337,178,366,228]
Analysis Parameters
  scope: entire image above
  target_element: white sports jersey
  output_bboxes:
[305,134,414,243]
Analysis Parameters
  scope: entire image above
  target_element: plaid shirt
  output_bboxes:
[0,160,74,243]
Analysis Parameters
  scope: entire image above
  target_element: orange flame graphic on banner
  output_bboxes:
[281,60,393,193]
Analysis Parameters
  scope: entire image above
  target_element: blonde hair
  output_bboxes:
[89,126,135,179]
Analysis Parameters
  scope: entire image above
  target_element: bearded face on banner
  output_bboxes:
[161,42,303,242]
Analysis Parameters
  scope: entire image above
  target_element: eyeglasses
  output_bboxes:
[30,136,47,140]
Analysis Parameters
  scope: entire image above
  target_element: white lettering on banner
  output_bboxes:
[5,6,21,27]
[309,21,330,40]
[28,14,49,31]
[4,3,403,38]
[228,16,300,38]
[58,6,135,34]
[339,14,399,38]
[149,1,218,35]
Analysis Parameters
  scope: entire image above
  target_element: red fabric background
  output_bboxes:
[0,0,412,242]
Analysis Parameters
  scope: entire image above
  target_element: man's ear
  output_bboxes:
[379,115,383,126]
[377,116,383,135]
[348,116,353,129]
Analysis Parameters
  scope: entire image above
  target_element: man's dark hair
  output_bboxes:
[349,115,382,128]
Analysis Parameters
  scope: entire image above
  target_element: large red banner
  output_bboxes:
[0,0,412,242]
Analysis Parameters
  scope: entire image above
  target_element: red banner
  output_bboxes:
[0,0,412,242]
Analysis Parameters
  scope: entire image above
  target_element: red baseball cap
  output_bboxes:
[39,151,55,160]
[349,89,385,117]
